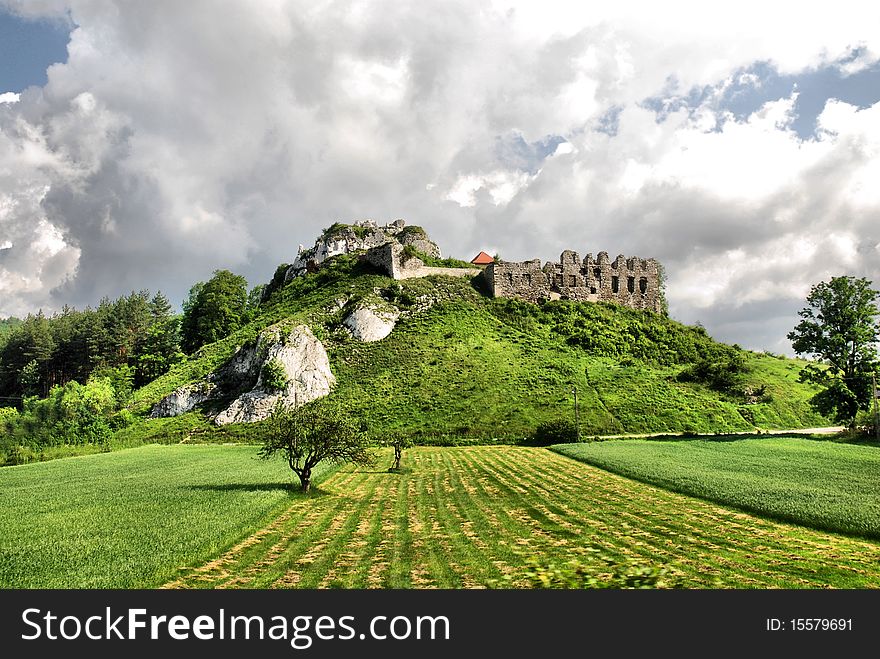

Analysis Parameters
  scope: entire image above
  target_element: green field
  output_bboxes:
[0,445,335,588]
[164,446,880,589]
[6,444,879,589]
[553,437,880,538]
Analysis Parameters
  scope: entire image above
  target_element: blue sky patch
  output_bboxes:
[641,57,880,140]
[494,133,566,174]
[594,105,623,136]
[0,9,71,92]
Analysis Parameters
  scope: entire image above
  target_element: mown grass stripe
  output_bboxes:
[154,446,880,590]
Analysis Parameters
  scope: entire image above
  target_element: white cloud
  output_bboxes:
[0,0,878,353]
[445,170,534,208]
[0,92,20,104]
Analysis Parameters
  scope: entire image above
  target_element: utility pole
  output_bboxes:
[572,387,580,442]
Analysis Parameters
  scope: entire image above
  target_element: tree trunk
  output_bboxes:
[299,467,312,493]
[393,446,402,470]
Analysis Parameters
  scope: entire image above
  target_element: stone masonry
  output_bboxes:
[486,250,662,313]
[363,242,480,281]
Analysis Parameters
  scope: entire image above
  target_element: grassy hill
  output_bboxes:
[124,254,827,444]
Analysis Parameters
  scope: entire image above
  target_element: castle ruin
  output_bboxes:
[287,219,663,314]
[486,251,662,313]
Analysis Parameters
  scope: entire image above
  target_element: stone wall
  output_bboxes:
[484,259,550,304]
[364,242,480,281]
[487,250,662,313]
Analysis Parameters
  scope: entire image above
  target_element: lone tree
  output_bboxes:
[787,276,879,427]
[378,431,412,471]
[260,402,374,492]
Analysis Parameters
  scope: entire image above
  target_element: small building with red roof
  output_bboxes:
[470,251,494,266]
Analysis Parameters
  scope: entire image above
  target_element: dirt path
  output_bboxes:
[591,426,844,440]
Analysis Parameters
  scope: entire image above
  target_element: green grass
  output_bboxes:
[552,437,880,538]
[5,445,880,588]
[165,446,880,589]
[0,445,336,588]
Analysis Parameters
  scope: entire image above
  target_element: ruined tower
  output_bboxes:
[485,250,662,313]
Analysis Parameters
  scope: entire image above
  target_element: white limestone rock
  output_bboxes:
[214,325,335,425]
[343,304,400,342]
[149,382,215,418]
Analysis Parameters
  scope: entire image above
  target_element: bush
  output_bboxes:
[2,378,119,450]
[529,419,578,446]
[262,263,292,302]
[261,358,288,392]
[677,348,751,392]
[3,444,40,466]
[109,408,136,430]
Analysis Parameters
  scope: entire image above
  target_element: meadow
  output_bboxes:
[6,443,879,589]
[0,445,335,588]
[553,437,880,538]
[166,446,880,589]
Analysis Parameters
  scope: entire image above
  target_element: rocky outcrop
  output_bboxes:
[343,303,400,342]
[150,324,335,425]
[149,382,216,418]
[284,219,440,281]
[215,324,335,425]
[398,229,441,259]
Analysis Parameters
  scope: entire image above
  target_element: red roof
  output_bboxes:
[470,251,494,265]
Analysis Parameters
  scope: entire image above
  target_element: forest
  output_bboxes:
[0,270,260,460]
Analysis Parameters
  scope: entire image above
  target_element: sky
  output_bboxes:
[1,1,879,355]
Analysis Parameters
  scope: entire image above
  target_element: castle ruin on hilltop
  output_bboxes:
[285,218,663,314]
[486,250,662,313]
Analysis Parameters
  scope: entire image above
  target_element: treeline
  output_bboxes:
[0,269,263,463]
[0,269,263,402]
[0,291,182,400]
[0,317,23,341]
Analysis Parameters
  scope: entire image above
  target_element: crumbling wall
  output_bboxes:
[487,249,663,313]
[364,242,479,281]
[286,219,440,280]
[485,260,551,304]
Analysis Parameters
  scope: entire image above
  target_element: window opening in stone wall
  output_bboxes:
[506,272,514,284]
[639,277,648,294]
[611,276,619,293]
[555,274,563,287]
[568,275,577,287]
[524,273,532,285]
[590,287,596,294]
[627,276,635,293]
[593,268,601,279]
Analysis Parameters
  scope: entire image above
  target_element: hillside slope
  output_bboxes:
[127,254,827,442]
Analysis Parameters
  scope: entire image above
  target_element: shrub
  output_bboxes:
[261,358,288,392]
[529,419,578,445]
[4,444,40,466]
[109,408,136,430]
[262,263,292,302]
[677,348,751,392]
